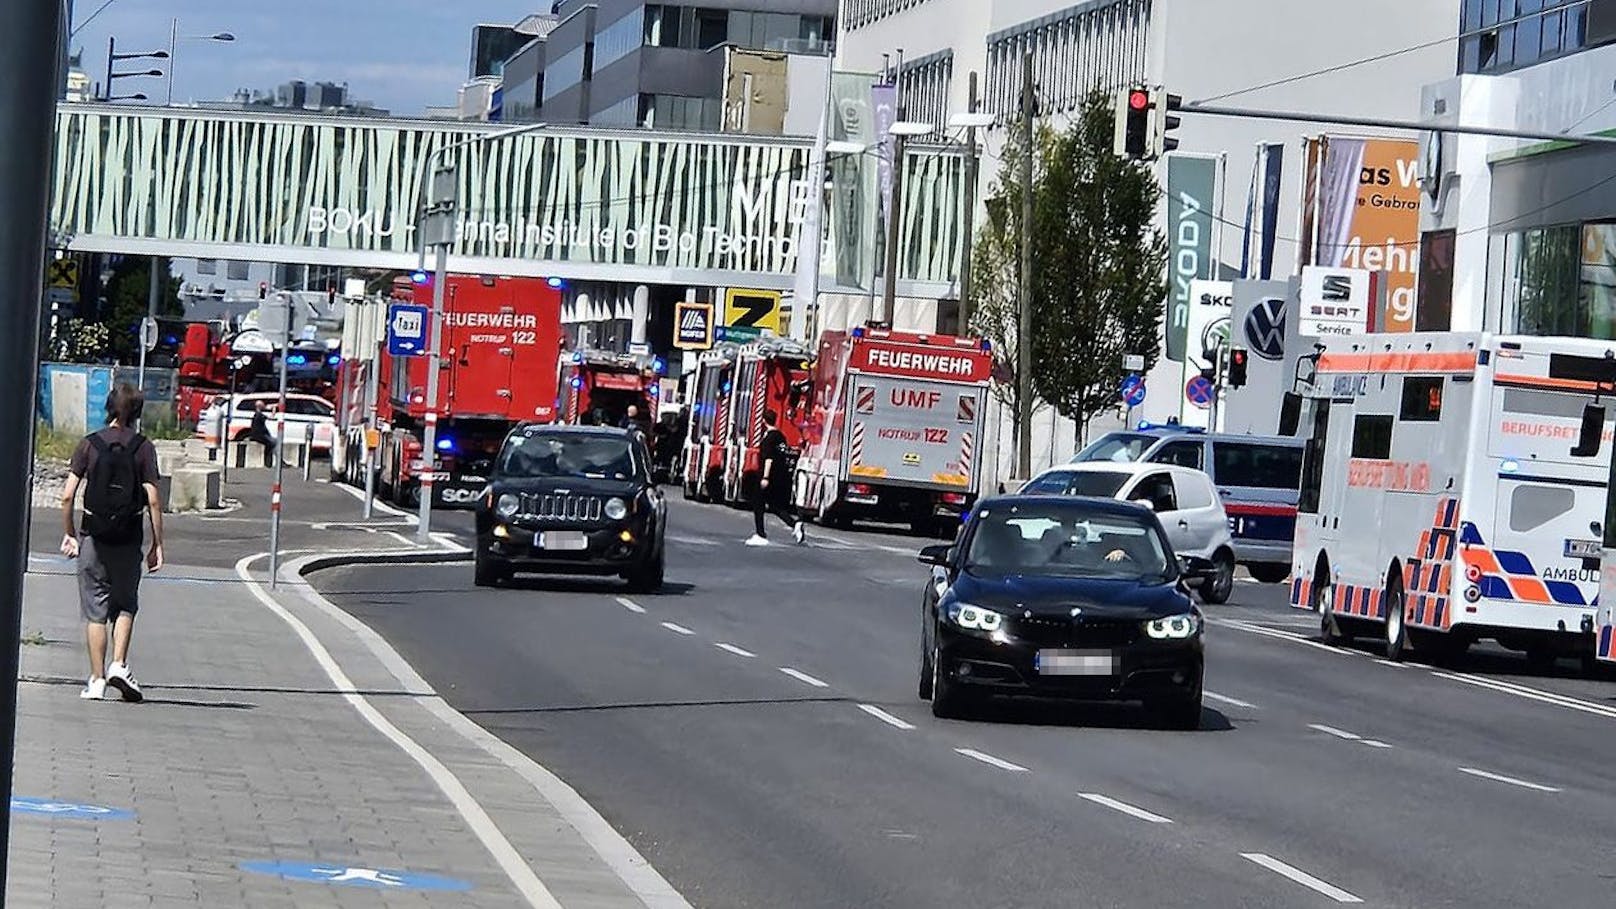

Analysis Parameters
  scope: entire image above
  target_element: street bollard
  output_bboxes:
[361,433,375,520]
[303,423,314,481]
[217,411,230,483]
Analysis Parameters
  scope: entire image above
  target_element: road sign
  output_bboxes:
[674,301,715,350]
[140,316,160,352]
[716,325,762,343]
[11,797,134,821]
[1185,375,1216,409]
[628,341,651,356]
[724,288,781,336]
[387,303,430,357]
[46,287,77,307]
[239,861,472,892]
[1120,375,1147,407]
[1123,354,1145,372]
[46,259,78,289]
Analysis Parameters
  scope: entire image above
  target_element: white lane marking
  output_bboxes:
[779,667,829,688]
[660,622,695,636]
[856,704,916,730]
[381,531,418,548]
[331,482,414,520]
[1240,853,1363,904]
[954,748,1029,772]
[1076,793,1173,824]
[1205,691,1258,710]
[615,597,647,614]
[431,532,470,553]
[234,556,563,909]
[715,642,756,658]
[1374,659,1408,669]
[1360,740,1393,749]
[1457,767,1561,793]
[1429,670,1616,720]
[1216,618,1357,656]
[1308,724,1362,741]
[668,534,721,548]
[282,557,692,909]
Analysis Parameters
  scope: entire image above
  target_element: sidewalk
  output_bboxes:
[8,540,682,906]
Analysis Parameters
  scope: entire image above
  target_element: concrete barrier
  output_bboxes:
[230,439,309,470]
[168,467,222,513]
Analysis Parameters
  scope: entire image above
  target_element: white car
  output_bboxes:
[1020,462,1236,604]
[195,392,336,453]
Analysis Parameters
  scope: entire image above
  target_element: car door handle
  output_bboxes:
[1178,520,1189,528]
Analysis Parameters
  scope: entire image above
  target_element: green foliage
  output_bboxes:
[104,256,184,365]
[34,420,78,462]
[46,317,109,364]
[969,92,1168,438]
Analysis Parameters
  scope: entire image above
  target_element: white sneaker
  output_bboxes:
[106,662,144,703]
[745,534,770,547]
[792,522,806,545]
[80,677,106,700]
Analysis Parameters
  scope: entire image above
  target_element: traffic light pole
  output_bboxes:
[1016,52,1034,481]
[416,242,448,545]
[0,1,64,887]
[1180,101,1616,148]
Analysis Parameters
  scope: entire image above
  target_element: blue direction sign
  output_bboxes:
[239,861,472,892]
[1185,375,1216,409]
[11,797,134,821]
[1120,375,1147,408]
[387,303,430,357]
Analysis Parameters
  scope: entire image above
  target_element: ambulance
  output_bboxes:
[1292,332,1613,671]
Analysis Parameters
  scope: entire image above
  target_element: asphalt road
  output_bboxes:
[313,497,1616,908]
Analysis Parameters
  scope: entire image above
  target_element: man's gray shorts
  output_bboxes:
[77,536,143,623]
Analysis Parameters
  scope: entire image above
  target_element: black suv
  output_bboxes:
[474,424,666,591]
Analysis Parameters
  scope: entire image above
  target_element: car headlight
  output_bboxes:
[495,493,520,518]
[1144,613,1202,640]
[604,497,629,520]
[947,602,1004,632]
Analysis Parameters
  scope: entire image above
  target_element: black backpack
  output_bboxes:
[82,433,148,545]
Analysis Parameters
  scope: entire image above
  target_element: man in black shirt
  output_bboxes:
[746,408,805,546]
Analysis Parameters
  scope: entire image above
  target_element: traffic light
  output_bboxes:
[258,281,268,300]
[1115,87,1152,159]
[1228,347,1249,388]
[1153,89,1182,156]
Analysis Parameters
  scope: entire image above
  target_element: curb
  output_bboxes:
[295,546,472,578]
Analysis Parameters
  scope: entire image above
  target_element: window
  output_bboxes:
[1213,443,1305,489]
[1151,441,1204,470]
[594,9,645,72]
[1418,229,1456,331]
[1461,0,1599,74]
[1350,415,1394,460]
[845,0,937,31]
[985,0,1151,122]
[1129,472,1178,513]
[226,260,250,281]
[196,258,217,275]
[898,50,953,138]
[1074,432,1155,463]
[1400,377,1445,422]
[1174,473,1216,510]
[696,9,727,49]
[285,398,332,417]
[1510,484,1576,532]
[1299,401,1331,515]
[1022,470,1130,498]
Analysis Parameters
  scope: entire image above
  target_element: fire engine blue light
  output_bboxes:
[721,381,732,395]
[650,383,661,398]
[981,339,992,352]
[571,352,584,363]
[571,376,584,389]
[410,270,429,284]
[652,357,666,375]
[286,354,308,366]
[547,277,565,289]
[436,437,455,452]
[326,354,341,366]
[852,327,865,339]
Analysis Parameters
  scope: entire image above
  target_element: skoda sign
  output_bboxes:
[1243,297,1287,361]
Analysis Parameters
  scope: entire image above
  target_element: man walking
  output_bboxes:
[60,384,163,703]
[246,401,276,462]
[745,408,806,547]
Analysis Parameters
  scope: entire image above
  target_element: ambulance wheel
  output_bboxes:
[1315,573,1347,644]
[1248,563,1290,585]
[1383,577,1409,661]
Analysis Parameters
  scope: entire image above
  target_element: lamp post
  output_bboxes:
[948,100,993,333]
[103,36,167,101]
[879,120,934,326]
[166,20,235,105]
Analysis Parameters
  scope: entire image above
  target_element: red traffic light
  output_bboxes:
[1128,90,1150,110]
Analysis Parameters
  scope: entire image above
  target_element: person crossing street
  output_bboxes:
[745,408,806,547]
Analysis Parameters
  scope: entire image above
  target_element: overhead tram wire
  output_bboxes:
[1194,33,1460,105]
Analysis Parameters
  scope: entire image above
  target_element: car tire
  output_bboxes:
[1199,550,1236,605]
[1150,687,1204,731]
[929,644,970,719]
[918,639,934,700]
[473,553,509,588]
[1314,572,1348,644]
[1384,576,1409,661]
[1248,563,1290,584]
[626,550,665,594]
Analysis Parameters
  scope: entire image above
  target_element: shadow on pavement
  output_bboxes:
[944,696,1236,733]
[464,694,851,716]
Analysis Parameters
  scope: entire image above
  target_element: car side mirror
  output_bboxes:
[1135,498,1155,512]
[1571,403,1605,458]
[918,544,954,568]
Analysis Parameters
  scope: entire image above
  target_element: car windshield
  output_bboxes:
[499,433,637,480]
[1074,432,1157,463]
[965,502,1174,582]
[1021,470,1130,498]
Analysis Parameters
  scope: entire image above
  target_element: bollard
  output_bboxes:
[217,411,230,482]
[303,423,314,481]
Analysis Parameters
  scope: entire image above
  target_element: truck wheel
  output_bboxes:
[1315,573,1348,644]
[1383,577,1409,661]
[1248,563,1290,584]
[474,553,509,588]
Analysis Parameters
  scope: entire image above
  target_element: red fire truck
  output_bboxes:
[793,326,993,535]
[557,349,665,427]
[681,343,742,502]
[715,338,815,504]
[331,273,564,508]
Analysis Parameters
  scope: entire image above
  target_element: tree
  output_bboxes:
[103,256,184,364]
[1030,92,1168,442]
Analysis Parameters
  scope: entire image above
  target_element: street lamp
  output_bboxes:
[166,19,235,105]
[880,120,934,325]
[103,36,166,101]
[947,106,994,330]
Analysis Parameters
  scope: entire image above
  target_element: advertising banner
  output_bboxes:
[1165,155,1218,362]
[1223,279,1300,437]
[1179,279,1234,428]
[1298,266,1375,337]
[1301,136,1421,332]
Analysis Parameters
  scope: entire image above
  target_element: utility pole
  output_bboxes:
[417,241,448,543]
[880,110,907,326]
[958,71,980,332]
[136,255,157,412]
[268,294,291,587]
[1,0,65,888]
[1016,52,1034,481]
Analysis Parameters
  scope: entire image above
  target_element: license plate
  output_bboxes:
[1034,649,1117,676]
[1565,539,1602,559]
[846,494,879,505]
[536,531,588,551]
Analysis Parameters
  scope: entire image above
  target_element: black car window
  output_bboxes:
[1074,432,1156,463]
[1129,473,1178,513]
[1212,442,1304,490]
[965,502,1174,583]
[500,433,637,480]
[1022,471,1129,498]
[1151,441,1204,469]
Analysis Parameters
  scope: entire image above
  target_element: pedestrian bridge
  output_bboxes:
[51,103,966,295]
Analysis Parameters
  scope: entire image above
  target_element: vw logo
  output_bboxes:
[1244,297,1287,361]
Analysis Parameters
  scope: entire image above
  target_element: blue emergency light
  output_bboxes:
[571,376,584,390]
[652,357,667,375]
[286,353,309,367]
[410,270,430,284]
[547,277,565,289]
[436,437,455,452]
[326,354,341,366]
[650,383,661,398]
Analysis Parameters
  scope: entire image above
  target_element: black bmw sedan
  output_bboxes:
[474,424,666,591]
[918,495,1204,728]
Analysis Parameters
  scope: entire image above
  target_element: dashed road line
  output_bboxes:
[1216,618,1357,656]
[954,748,1029,772]
[1240,853,1363,903]
[660,622,695,636]
[1307,724,1362,741]
[1076,793,1173,824]
[1457,767,1561,793]
[714,642,756,658]
[1360,739,1393,749]
[1205,691,1258,710]
[615,597,647,614]
[1374,659,1408,669]
[856,704,916,730]
[779,667,829,688]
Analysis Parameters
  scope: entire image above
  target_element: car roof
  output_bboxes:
[1112,427,1303,448]
[976,494,1155,518]
[512,423,634,438]
[1036,462,1206,480]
